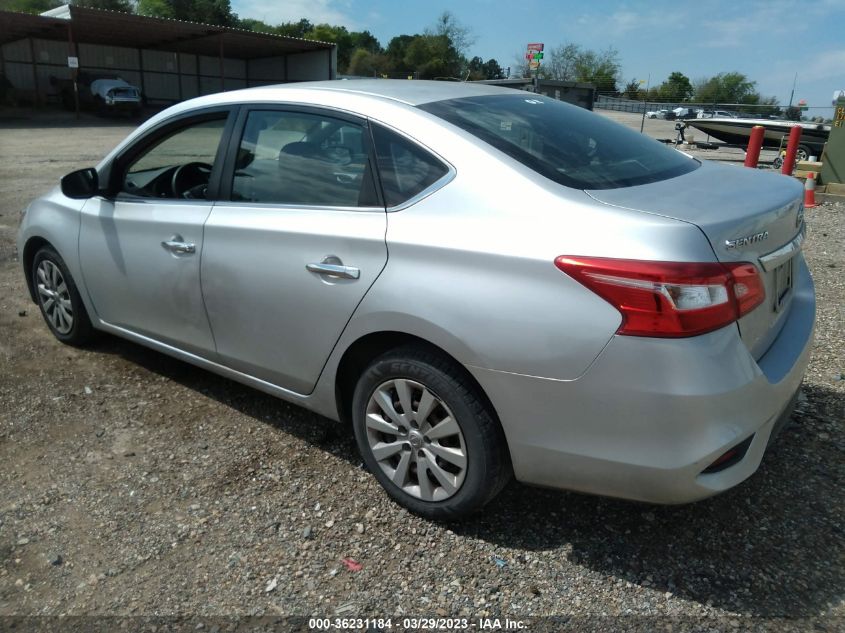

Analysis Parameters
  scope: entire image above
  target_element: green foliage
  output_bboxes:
[541,43,580,81]
[0,0,61,12]
[622,78,643,100]
[379,13,481,80]
[275,18,313,38]
[468,56,504,80]
[347,48,389,77]
[1,0,132,13]
[657,71,693,102]
[428,11,474,56]
[573,47,620,93]
[350,30,381,54]
[137,0,237,26]
[695,71,758,104]
[305,24,354,70]
[539,43,620,93]
[136,0,171,18]
[299,25,384,74]
[404,33,462,79]
[80,0,134,10]
[237,18,276,33]
[693,71,781,113]
[385,34,416,74]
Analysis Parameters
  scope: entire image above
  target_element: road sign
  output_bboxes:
[67,56,79,68]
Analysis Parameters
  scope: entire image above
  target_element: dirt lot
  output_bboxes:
[0,112,843,630]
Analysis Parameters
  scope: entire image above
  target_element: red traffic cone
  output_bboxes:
[804,172,817,209]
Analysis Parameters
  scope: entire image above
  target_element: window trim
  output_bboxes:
[106,105,238,202]
[218,103,385,212]
[368,120,455,213]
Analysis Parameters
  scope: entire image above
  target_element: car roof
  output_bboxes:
[244,79,520,106]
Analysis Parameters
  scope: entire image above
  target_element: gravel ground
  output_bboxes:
[0,112,843,631]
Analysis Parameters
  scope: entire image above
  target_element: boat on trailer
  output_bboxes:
[685,118,830,159]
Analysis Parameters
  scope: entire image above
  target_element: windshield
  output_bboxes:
[419,94,699,190]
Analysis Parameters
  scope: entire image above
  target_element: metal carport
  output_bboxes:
[0,4,336,108]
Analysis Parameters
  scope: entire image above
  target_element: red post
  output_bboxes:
[744,125,765,168]
[781,125,803,175]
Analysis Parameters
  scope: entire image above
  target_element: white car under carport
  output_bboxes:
[90,78,142,115]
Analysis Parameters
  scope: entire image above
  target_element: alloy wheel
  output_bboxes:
[365,378,467,502]
[36,260,73,335]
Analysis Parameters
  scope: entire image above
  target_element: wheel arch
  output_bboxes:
[21,236,52,302]
[333,331,503,437]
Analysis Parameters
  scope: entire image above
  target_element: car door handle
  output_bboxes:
[306,260,360,280]
[161,238,196,255]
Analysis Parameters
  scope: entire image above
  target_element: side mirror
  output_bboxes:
[61,167,99,199]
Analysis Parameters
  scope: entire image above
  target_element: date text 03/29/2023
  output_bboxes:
[308,617,528,630]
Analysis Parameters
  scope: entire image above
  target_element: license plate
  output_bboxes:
[772,257,794,312]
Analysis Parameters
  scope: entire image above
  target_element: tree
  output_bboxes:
[350,30,381,55]
[695,71,757,104]
[537,43,619,92]
[138,0,238,26]
[622,78,642,100]
[428,11,474,57]
[137,0,171,18]
[304,24,354,70]
[276,18,313,38]
[657,71,693,102]
[0,0,61,12]
[403,33,461,79]
[383,14,471,80]
[385,34,416,74]
[573,47,620,94]
[482,58,504,80]
[347,48,389,77]
[82,0,134,10]
[467,56,504,80]
[542,43,580,81]
[2,0,133,12]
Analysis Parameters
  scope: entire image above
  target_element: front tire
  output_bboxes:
[351,346,511,520]
[31,246,94,346]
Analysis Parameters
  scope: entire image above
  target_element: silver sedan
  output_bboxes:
[18,80,814,519]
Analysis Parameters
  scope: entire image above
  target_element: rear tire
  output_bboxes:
[796,144,812,162]
[351,345,511,520]
[31,246,95,346]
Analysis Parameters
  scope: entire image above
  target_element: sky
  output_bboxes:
[231,0,845,115]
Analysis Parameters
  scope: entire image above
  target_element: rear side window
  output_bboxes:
[419,95,698,190]
[231,110,378,207]
[372,125,449,207]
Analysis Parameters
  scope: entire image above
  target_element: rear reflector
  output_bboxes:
[701,435,754,474]
[554,256,765,337]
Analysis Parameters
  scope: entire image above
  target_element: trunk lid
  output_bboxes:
[586,160,805,359]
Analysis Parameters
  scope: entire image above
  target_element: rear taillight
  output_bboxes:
[554,256,765,338]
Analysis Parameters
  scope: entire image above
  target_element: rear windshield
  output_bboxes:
[419,94,698,190]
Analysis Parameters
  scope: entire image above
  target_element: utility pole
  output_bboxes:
[788,72,797,109]
[639,73,650,133]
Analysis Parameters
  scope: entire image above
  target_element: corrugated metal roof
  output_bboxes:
[0,11,69,45]
[0,5,334,58]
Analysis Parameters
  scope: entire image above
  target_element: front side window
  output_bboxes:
[122,116,227,199]
[231,110,377,207]
[419,95,699,190]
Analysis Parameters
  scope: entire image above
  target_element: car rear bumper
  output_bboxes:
[471,256,815,504]
[105,99,140,109]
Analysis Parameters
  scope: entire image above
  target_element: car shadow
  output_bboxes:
[89,334,358,455]
[90,334,842,617]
